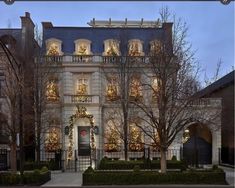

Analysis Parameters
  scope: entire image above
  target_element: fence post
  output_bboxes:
[74,150,77,172]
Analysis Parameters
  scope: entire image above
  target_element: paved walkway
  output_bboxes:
[220,166,235,186]
[41,171,82,187]
[41,166,234,187]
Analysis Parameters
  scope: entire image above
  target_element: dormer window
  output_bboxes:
[74,39,92,55]
[128,39,144,56]
[150,40,162,55]
[103,39,120,56]
[46,38,63,56]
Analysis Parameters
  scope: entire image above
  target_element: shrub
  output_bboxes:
[41,166,49,173]
[84,166,95,174]
[0,170,51,186]
[133,165,140,173]
[98,158,186,171]
[83,171,227,185]
[171,155,177,161]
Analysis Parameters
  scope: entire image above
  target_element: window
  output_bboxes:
[152,77,159,99]
[75,73,90,95]
[46,79,60,102]
[128,39,144,56]
[150,40,162,55]
[45,120,61,152]
[46,38,63,56]
[74,39,92,55]
[106,77,119,101]
[129,123,144,151]
[103,39,120,56]
[129,76,142,100]
[104,119,121,152]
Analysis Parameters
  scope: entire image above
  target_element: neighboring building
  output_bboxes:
[41,19,222,170]
[195,70,234,166]
[0,12,38,166]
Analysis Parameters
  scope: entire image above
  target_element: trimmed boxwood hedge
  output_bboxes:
[83,170,227,185]
[98,158,186,171]
[24,160,60,170]
[0,168,51,186]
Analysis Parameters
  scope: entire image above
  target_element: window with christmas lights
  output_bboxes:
[104,119,121,152]
[45,127,61,152]
[46,79,60,102]
[129,76,142,100]
[103,39,120,56]
[129,123,144,151]
[74,39,92,55]
[46,38,63,56]
[106,77,119,101]
[150,40,162,55]
[128,39,144,56]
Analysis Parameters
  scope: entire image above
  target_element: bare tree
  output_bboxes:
[131,7,218,173]
[101,34,144,160]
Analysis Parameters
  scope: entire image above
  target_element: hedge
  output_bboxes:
[0,168,51,186]
[24,159,60,170]
[83,169,227,185]
[98,158,186,171]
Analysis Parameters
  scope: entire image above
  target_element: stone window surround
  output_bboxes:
[46,38,64,55]
[74,39,92,55]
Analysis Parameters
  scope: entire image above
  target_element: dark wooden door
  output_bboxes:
[77,126,90,156]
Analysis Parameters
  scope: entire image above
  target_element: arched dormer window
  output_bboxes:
[74,39,92,55]
[128,39,144,56]
[150,40,162,55]
[46,38,63,56]
[103,39,120,56]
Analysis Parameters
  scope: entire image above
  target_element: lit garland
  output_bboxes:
[67,105,95,160]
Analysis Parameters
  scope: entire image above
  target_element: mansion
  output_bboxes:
[0,13,223,171]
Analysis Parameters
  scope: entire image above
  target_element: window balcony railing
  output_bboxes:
[72,55,93,63]
[64,94,99,104]
[41,55,150,64]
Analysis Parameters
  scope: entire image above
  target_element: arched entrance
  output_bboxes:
[67,105,95,171]
[183,123,212,166]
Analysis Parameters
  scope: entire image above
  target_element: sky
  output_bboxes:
[0,1,234,85]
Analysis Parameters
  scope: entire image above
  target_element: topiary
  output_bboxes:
[41,166,48,173]
[171,155,177,161]
[84,166,94,174]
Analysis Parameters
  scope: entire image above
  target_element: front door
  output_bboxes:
[77,126,90,156]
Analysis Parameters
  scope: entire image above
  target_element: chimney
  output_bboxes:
[162,22,173,55]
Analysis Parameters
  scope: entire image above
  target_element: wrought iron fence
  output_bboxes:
[0,149,10,171]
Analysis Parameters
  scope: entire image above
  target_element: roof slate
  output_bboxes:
[42,27,163,55]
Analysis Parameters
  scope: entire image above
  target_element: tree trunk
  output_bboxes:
[10,143,17,172]
[160,148,167,173]
[123,116,128,161]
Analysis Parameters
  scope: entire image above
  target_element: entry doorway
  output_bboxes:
[77,126,91,156]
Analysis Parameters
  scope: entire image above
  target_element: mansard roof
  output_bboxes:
[42,20,172,55]
[0,29,22,43]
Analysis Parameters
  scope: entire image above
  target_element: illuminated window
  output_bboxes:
[152,77,159,99]
[76,74,89,95]
[104,119,121,152]
[152,131,160,151]
[128,39,144,56]
[129,76,142,99]
[150,40,162,55]
[46,38,63,56]
[129,123,144,151]
[74,39,92,55]
[103,39,120,56]
[46,79,60,102]
[45,126,61,152]
[106,77,119,101]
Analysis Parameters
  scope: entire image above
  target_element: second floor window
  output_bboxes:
[106,77,119,101]
[129,76,142,99]
[77,77,88,95]
[46,79,60,102]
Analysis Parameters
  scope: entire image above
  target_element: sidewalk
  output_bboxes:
[220,166,235,186]
[41,171,82,187]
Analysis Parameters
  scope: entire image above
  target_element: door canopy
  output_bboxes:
[68,105,95,159]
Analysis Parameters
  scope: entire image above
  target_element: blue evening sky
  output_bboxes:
[0,2,234,84]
